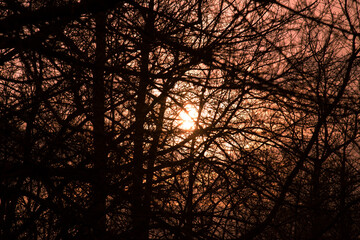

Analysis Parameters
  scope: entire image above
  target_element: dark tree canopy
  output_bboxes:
[1,0,360,239]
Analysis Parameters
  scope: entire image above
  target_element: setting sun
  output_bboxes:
[179,104,198,130]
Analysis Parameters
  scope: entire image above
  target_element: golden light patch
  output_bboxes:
[179,104,198,130]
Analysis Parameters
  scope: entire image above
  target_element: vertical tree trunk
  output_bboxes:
[184,165,195,240]
[131,1,154,239]
[184,129,201,239]
[92,11,107,240]
[339,144,350,240]
[310,138,324,240]
[144,96,167,237]
[310,158,322,239]
[131,59,148,239]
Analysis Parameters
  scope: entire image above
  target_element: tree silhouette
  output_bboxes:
[1,0,360,239]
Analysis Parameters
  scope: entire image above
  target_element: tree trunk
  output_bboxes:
[339,144,350,240]
[310,138,324,240]
[131,2,155,238]
[91,11,107,240]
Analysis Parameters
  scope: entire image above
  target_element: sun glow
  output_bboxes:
[179,104,198,130]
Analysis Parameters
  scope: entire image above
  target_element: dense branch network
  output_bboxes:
[0,0,359,239]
